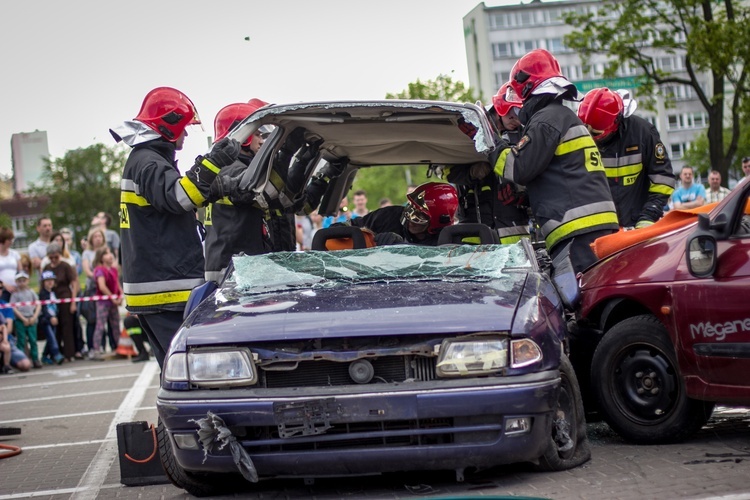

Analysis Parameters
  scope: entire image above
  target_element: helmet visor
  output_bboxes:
[403,203,430,227]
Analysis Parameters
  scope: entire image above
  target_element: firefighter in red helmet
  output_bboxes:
[491,82,523,136]
[476,49,618,275]
[577,87,675,228]
[351,182,458,246]
[450,83,531,243]
[204,100,272,282]
[207,103,348,257]
[111,87,241,368]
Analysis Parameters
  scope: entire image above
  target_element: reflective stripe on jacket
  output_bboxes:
[597,114,675,227]
[493,101,618,253]
[120,140,206,313]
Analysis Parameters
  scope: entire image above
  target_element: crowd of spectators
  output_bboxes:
[668,165,746,212]
[0,213,127,374]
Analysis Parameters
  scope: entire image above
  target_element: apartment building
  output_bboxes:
[463,0,710,173]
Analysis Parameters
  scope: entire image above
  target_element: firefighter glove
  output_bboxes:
[498,182,520,206]
[374,231,404,246]
[469,161,492,181]
[206,138,241,168]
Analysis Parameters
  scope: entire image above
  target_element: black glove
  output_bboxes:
[639,200,666,226]
[315,157,348,182]
[208,161,254,204]
[206,138,241,168]
[374,232,404,246]
[469,162,492,181]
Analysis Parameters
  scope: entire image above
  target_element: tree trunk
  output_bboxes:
[706,101,727,184]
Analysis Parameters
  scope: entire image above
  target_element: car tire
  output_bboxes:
[534,353,591,471]
[591,315,715,444]
[157,418,243,497]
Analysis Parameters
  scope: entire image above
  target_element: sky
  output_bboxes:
[0,0,514,177]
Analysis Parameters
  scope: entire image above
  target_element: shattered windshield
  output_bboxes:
[228,243,530,295]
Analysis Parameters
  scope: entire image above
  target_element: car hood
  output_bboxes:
[180,277,527,346]
[580,222,695,290]
[178,244,536,347]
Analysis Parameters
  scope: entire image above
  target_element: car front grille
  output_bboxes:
[262,355,436,388]
[232,415,504,452]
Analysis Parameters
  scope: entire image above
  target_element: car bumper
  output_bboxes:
[157,372,560,477]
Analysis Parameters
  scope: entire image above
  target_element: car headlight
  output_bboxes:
[164,349,257,388]
[436,338,508,377]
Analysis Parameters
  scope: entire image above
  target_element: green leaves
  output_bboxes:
[385,73,480,103]
[564,0,750,186]
[28,143,125,250]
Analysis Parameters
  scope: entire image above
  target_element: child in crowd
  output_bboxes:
[39,270,64,365]
[0,320,12,374]
[90,247,122,361]
[10,271,41,368]
[0,289,31,373]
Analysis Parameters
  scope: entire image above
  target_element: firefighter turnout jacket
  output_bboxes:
[120,140,217,313]
[597,114,675,227]
[352,205,441,246]
[204,151,271,283]
[449,129,531,244]
[492,99,619,253]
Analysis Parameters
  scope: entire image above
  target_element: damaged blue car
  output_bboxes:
[155,100,590,497]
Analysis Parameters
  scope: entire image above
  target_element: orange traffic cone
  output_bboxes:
[116,328,138,359]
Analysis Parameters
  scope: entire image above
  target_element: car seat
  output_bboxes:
[437,223,500,245]
[311,226,376,250]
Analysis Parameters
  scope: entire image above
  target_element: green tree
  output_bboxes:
[564,0,750,186]
[683,126,750,182]
[385,73,480,102]
[29,143,126,250]
[0,212,11,229]
[351,166,443,209]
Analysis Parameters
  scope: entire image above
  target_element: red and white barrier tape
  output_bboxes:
[0,294,123,309]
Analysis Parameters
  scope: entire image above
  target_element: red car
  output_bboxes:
[574,177,750,444]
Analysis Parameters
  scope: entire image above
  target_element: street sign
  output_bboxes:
[573,76,646,93]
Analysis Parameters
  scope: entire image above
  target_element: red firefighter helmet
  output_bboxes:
[509,49,563,100]
[577,87,624,142]
[134,87,200,142]
[492,82,523,117]
[402,182,459,235]
[213,99,268,146]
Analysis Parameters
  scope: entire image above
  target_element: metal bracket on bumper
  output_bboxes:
[274,398,342,438]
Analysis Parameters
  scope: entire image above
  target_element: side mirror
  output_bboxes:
[686,234,717,277]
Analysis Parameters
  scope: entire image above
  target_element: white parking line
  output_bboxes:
[0,386,159,405]
[0,406,156,425]
[71,361,159,500]
[0,373,138,391]
[0,483,121,499]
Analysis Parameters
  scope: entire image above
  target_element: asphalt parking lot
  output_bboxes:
[1,357,750,500]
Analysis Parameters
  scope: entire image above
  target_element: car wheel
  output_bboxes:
[591,315,715,444]
[534,353,591,471]
[157,418,243,497]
